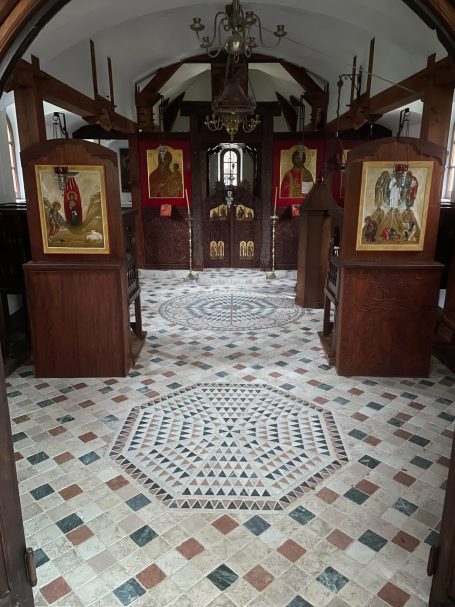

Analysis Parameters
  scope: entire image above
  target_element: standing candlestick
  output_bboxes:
[185,189,196,281]
[267,188,278,280]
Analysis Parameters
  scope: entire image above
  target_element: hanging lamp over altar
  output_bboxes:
[205,75,260,140]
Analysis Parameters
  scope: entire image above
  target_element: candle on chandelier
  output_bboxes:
[273,187,278,215]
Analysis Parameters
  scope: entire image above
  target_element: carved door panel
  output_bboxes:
[206,203,230,267]
[0,357,34,607]
[231,203,260,268]
[429,435,455,606]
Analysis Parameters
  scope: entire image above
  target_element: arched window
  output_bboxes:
[6,116,20,199]
[220,148,240,186]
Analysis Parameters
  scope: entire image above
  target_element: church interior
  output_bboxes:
[0,1,455,606]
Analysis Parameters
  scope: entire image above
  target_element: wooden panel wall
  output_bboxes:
[24,262,131,377]
[143,207,189,269]
[275,208,299,270]
[336,263,442,376]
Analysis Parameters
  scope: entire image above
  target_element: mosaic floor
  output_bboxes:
[110,383,348,510]
[6,268,455,607]
[159,291,304,331]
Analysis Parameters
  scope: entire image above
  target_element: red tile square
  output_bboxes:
[49,426,67,437]
[137,564,166,589]
[382,392,397,400]
[396,412,412,422]
[352,412,368,422]
[234,363,247,370]
[59,484,83,500]
[307,379,320,387]
[392,531,420,553]
[212,514,239,535]
[349,388,364,396]
[177,538,205,559]
[244,565,274,591]
[13,414,30,424]
[67,525,93,546]
[294,368,308,375]
[73,382,87,390]
[269,372,282,378]
[408,401,425,410]
[79,431,97,443]
[113,395,128,403]
[393,471,416,486]
[78,399,95,408]
[105,379,118,385]
[316,487,339,504]
[394,429,412,440]
[442,429,454,439]
[438,456,451,467]
[53,395,68,403]
[378,582,410,607]
[355,479,379,495]
[327,529,353,550]
[35,382,50,389]
[314,397,329,405]
[277,539,306,562]
[243,375,256,381]
[364,435,381,446]
[106,475,129,491]
[41,577,71,603]
[14,452,23,461]
[54,452,74,465]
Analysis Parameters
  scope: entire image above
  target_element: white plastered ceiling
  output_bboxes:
[25,0,446,123]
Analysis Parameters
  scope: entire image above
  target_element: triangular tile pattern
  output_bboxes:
[110,383,348,510]
[158,291,304,331]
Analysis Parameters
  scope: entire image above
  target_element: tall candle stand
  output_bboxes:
[267,187,278,280]
[185,190,196,281]
[267,212,278,280]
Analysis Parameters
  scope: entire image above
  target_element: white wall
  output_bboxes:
[0,110,16,202]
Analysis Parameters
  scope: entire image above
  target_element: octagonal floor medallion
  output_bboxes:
[110,384,348,510]
[158,291,304,331]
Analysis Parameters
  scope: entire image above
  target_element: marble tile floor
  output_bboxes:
[6,269,454,607]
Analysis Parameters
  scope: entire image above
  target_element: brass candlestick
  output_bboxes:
[267,212,278,280]
[185,189,196,281]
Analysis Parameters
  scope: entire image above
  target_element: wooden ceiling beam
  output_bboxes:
[163,92,185,132]
[275,92,297,132]
[279,59,324,94]
[141,61,182,93]
[7,58,136,133]
[326,54,455,133]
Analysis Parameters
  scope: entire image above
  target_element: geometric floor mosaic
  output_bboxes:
[110,383,348,510]
[159,291,304,331]
[6,269,454,606]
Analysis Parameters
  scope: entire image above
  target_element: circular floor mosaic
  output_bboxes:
[110,383,348,510]
[158,291,304,331]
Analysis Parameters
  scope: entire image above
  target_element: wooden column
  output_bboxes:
[434,241,455,371]
[420,61,454,148]
[260,113,274,270]
[128,133,145,267]
[295,211,330,307]
[13,61,46,149]
[190,114,204,270]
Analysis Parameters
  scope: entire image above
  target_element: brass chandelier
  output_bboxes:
[190,0,287,59]
[205,75,260,140]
